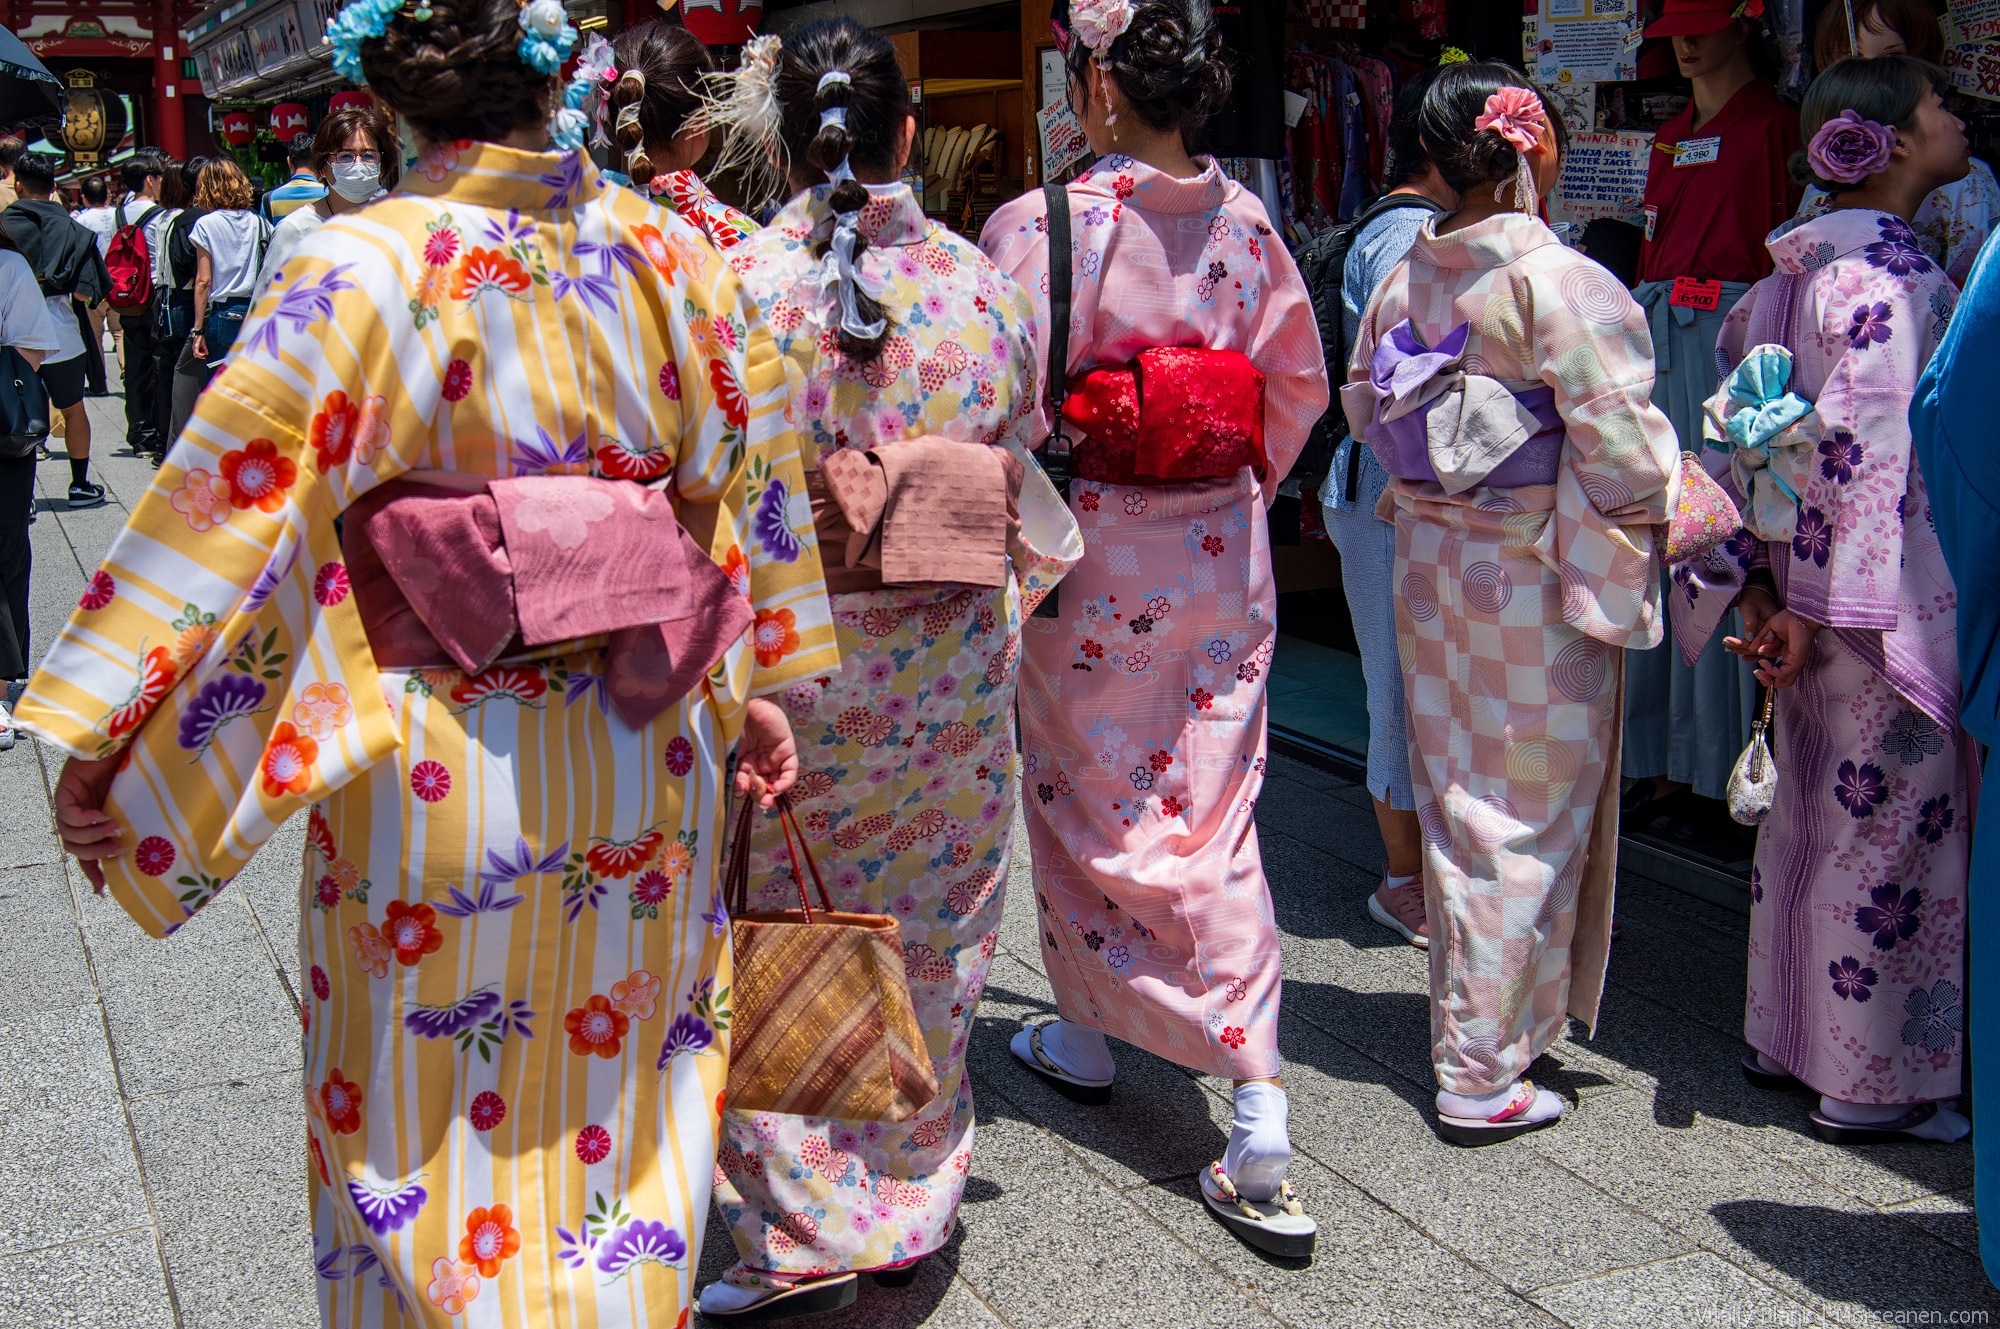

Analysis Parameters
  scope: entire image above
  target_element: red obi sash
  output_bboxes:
[1060,347,1267,485]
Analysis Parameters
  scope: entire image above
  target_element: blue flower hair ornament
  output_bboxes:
[323,0,575,86]
[517,0,579,77]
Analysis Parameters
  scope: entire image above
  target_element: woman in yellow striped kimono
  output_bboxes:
[18,0,838,1323]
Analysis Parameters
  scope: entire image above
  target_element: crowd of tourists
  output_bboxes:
[2,0,1996,1320]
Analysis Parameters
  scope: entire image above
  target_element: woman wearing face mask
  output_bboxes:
[251,105,401,300]
[1790,0,1999,283]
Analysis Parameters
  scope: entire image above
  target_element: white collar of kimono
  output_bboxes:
[1409,211,1562,272]
[1767,207,1926,276]
[1072,153,1230,215]
[784,180,931,249]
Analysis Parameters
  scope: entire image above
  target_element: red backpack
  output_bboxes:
[104,202,161,315]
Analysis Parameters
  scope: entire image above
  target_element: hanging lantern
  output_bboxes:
[221,110,256,146]
[60,70,108,165]
[681,0,763,47]
[270,102,310,137]
[329,89,374,112]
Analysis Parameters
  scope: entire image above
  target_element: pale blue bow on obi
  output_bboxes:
[1701,342,1818,541]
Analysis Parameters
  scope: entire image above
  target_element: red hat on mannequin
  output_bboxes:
[1645,0,1758,39]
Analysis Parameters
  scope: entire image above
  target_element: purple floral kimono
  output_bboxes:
[1674,209,1969,1105]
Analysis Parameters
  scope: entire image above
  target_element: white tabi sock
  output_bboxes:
[1436,1080,1563,1126]
[1040,1019,1115,1082]
[1224,1082,1292,1202]
[1819,1095,1971,1142]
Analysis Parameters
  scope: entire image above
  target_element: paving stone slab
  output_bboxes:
[0,1011,148,1259]
[1585,981,1974,1205]
[0,756,60,871]
[1882,1190,1981,1259]
[126,1072,316,1329]
[0,865,95,1016]
[946,1109,1267,1329]
[1120,1151,1563,1329]
[1274,1020,1694,1293]
[1530,1252,1835,1329]
[1253,776,1388,878]
[87,897,302,1101]
[968,954,1228,1191]
[0,1226,175,1329]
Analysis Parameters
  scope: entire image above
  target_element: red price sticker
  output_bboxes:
[1669,277,1723,311]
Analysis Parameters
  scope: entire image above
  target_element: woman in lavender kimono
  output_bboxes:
[1678,56,1972,1143]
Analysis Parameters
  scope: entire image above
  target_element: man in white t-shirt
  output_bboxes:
[108,153,167,458]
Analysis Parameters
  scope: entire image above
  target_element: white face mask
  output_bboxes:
[329,160,379,203]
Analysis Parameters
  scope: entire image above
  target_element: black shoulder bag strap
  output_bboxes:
[1032,179,1073,619]
[1043,178,1073,489]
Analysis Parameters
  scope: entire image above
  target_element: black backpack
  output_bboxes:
[1293,192,1444,505]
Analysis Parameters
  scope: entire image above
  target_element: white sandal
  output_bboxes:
[696,1265,859,1321]
[1199,1160,1317,1259]
[1009,1019,1114,1105]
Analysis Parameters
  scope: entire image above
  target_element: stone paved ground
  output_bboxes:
[3,397,1995,1328]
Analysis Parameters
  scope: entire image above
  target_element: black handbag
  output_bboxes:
[0,346,50,461]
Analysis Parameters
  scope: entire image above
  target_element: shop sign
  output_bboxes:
[1535,0,1638,85]
[299,0,341,53]
[1944,41,2000,100]
[249,3,312,75]
[210,28,259,92]
[1947,0,2000,45]
[1550,129,1653,225]
[1544,80,1597,137]
[1036,100,1090,181]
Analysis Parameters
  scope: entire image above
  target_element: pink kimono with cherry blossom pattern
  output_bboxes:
[981,154,1328,1079]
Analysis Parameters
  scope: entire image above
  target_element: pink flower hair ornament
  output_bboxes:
[1069,0,1135,125]
[1473,85,1549,213]
[1807,109,1897,185]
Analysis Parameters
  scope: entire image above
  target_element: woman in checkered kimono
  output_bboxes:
[1346,63,1679,1144]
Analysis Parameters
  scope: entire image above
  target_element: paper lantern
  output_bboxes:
[220,110,256,146]
[681,0,763,46]
[270,102,310,137]
[329,90,374,111]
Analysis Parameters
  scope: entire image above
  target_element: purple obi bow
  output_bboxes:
[1339,319,1564,493]
[342,474,753,730]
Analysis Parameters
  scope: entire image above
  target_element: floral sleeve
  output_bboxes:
[668,248,838,705]
[12,248,412,934]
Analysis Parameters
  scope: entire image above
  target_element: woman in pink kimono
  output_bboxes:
[981,0,1328,1256]
[1674,56,1972,1144]
[1346,64,1680,1145]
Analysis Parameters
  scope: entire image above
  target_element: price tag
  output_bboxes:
[1670,277,1723,310]
[1644,204,1657,242]
[1673,134,1721,166]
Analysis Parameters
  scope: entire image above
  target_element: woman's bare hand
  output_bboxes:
[1748,610,1818,690]
[53,752,124,892]
[733,697,798,808]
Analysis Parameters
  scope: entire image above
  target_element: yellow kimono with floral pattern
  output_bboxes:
[14,141,838,1328]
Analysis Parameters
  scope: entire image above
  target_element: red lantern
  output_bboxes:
[270,102,309,137]
[220,111,255,146]
[681,0,763,46]
[329,90,374,112]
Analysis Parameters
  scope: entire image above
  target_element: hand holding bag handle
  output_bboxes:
[722,792,941,1122]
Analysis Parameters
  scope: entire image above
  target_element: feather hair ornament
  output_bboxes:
[703,33,789,206]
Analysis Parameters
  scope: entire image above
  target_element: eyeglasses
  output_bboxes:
[330,151,382,169]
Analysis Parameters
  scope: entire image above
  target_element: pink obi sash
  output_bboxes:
[809,436,1024,594]
[342,473,753,729]
[1060,347,1268,485]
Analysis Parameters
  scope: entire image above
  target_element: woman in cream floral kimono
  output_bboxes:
[22,0,837,1322]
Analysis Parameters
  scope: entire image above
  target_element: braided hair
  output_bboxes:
[608,21,716,184]
[773,18,912,366]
